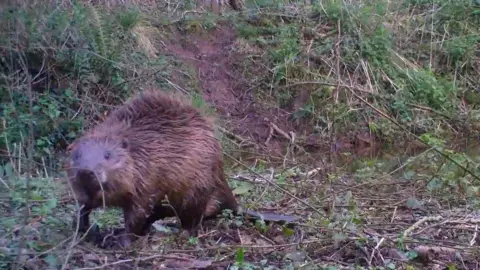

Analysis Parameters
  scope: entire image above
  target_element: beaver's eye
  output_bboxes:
[121,139,128,149]
[104,151,111,160]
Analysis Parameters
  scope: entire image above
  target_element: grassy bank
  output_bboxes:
[1,0,480,269]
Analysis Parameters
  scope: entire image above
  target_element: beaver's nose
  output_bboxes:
[76,169,95,180]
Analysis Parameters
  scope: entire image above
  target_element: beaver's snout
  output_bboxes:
[76,169,95,180]
[75,168,109,189]
[75,169,100,186]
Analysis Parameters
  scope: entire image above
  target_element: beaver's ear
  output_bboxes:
[67,142,77,152]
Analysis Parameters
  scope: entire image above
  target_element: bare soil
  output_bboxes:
[163,22,332,166]
[161,21,392,174]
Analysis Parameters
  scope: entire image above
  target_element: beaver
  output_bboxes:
[66,89,297,248]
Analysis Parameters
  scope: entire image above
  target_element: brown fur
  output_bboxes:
[66,89,239,247]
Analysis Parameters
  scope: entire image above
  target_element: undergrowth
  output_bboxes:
[0,0,480,269]
[234,0,479,138]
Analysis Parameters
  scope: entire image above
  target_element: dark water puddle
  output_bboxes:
[330,134,480,178]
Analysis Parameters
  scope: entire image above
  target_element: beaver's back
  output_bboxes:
[87,89,228,210]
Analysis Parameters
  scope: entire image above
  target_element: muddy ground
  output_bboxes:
[163,21,346,168]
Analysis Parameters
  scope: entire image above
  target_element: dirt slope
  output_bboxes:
[162,22,332,168]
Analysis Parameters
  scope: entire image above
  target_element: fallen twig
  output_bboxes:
[403,216,443,238]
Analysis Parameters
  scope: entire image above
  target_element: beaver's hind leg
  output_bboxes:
[202,183,239,219]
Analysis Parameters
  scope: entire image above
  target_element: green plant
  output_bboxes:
[0,2,147,167]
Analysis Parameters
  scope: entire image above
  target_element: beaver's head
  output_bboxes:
[67,135,131,191]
